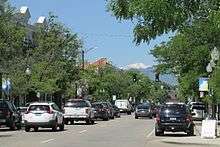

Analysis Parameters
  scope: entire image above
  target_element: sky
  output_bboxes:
[9,0,171,68]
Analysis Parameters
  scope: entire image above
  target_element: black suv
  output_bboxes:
[0,100,21,130]
[92,102,110,121]
[155,103,194,136]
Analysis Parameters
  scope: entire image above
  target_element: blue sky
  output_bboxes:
[10,0,170,67]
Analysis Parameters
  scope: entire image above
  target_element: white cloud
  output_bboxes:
[123,63,152,70]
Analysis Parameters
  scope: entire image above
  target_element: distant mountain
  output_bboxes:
[123,63,178,86]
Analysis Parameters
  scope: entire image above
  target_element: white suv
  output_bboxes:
[64,99,95,125]
[23,102,64,132]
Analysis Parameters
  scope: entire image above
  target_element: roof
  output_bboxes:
[29,102,54,106]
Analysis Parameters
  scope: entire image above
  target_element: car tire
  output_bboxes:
[64,119,69,125]
[90,119,95,125]
[34,127,38,132]
[103,117,109,121]
[86,119,90,125]
[135,115,138,119]
[16,123,22,130]
[127,111,131,115]
[187,126,194,136]
[70,120,74,125]
[9,121,16,131]
[52,120,58,132]
[25,126,30,132]
[59,122,65,131]
[149,115,153,119]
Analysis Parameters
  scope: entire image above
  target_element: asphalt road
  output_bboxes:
[0,115,218,147]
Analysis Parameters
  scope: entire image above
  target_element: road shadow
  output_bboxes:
[163,133,196,137]
[29,128,68,133]
[66,122,98,126]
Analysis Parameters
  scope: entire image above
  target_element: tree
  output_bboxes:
[107,0,214,44]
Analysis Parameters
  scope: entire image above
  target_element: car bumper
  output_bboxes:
[157,123,193,132]
[24,120,56,127]
[64,115,90,121]
[135,112,151,117]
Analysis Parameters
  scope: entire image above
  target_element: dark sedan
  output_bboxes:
[92,102,109,121]
[135,104,152,119]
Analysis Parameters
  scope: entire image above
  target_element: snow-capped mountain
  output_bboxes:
[123,63,178,86]
[123,63,152,70]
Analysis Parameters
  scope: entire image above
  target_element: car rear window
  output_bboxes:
[28,105,50,111]
[137,105,149,109]
[65,101,90,108]
[160,104,187,114]
[92,104,103,108]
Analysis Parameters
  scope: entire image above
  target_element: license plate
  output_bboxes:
[0,119,6,123]
[170,118,176,121]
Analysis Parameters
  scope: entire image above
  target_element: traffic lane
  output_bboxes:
[0,120,111,147]
[36,115,155,147]
[0,115,155,147]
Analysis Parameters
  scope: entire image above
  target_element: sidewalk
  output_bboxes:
[161,122,220,146]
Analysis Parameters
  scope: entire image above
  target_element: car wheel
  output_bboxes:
[187,126,194,136]
[16,123,22,130]
[34,127,38,132]
[90,120,95,125]
[25,126,30,132]
[86,119,90,125]
[103,117,109,121]
[127,111,131,115]
[149,115,153,119]
[59,122,65,131]
[70,120,74,125]
[64,119,69,125]
[52,120,58,132]
[135,115,138,119]
[9,121,16,131]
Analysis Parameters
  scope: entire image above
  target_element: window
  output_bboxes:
[65,100,90,108]
[52,104,61,111]
[28,105,50,112]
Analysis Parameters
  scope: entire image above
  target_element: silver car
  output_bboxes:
[135,104,152,119]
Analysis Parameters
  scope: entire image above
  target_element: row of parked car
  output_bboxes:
[0,99,131,132]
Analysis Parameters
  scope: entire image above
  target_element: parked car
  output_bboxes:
[0,100,22,130]
[113,105,120,118]
[115,99,132,115]
[64,99,95,125]
[18,103,30,125]
[155,102,194,136]
[92,102,109,121]
[23,102,64,132]
[135,104,152,119]
[189,102,206,121]
[102,102,115,119]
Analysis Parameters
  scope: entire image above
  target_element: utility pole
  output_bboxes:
[82,50,85,70]
[0,72,2,100]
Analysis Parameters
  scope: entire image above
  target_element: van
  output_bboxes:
[115,99,132,115]
[189,102,206,121]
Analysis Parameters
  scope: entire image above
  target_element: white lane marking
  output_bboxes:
[147,129,154,138]
[41,139,55,144]
[79,130,87,134]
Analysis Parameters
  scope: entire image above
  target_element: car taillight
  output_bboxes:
[186,115,192,123]
[85,109,89,114]
[47,109,53,114]
[156,114,160,123]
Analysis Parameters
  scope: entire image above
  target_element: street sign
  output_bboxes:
[199,78,209,92]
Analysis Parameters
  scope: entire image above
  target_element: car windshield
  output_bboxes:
[28,105,50,112]
[161,104,187,115]
[65,101,90,108]
[137,105,149,109]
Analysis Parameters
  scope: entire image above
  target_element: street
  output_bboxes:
[0,115,217,147]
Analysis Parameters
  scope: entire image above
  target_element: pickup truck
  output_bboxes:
[64,99,95,125]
